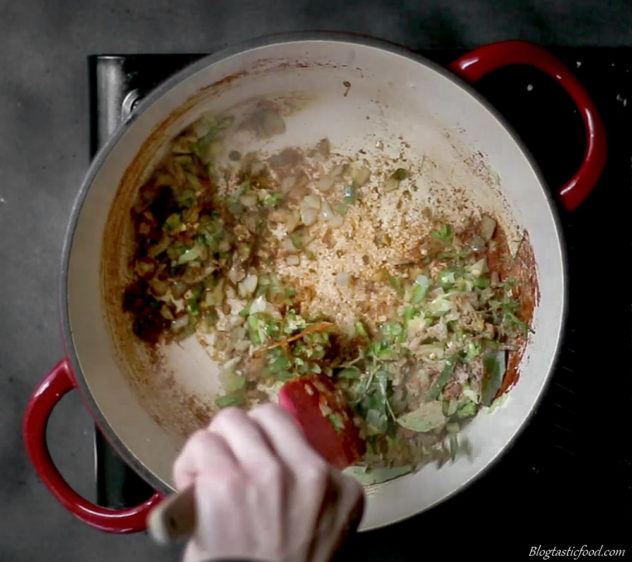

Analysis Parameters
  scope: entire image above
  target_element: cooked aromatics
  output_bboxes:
[124,110,535,483]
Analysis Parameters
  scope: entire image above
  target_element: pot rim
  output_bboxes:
[60,31,567,512]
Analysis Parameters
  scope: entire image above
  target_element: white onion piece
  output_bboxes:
[171,315,189,332]
[281,237,298,253]
[300,194,321,226]
[280,175,296,193]
[249,294,268,314]
[384,177,400,192]
[286,254,300,266]
[351,165,371,187]
[316,175,334,192]
[227,264,245,284]
[239,193,258,207]
[321,198,344,227]
[238,274,258,297]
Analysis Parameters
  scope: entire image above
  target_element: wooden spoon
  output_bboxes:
[148,374,364,544]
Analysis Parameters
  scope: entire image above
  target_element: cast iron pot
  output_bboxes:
[23,36,606,533]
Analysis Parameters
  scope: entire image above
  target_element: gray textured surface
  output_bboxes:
[2,1,631,561]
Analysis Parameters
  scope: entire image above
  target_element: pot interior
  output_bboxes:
[65,39,564,529]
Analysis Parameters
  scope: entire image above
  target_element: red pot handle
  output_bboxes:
[448,40,607,211]
[22,358,163,533]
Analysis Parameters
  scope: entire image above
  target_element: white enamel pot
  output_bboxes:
[23,36,606,533]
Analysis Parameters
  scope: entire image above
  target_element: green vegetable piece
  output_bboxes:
[456,400,478,419]
[427,358,457,401]
[446,422,460,433]
[464,341,482,362]
[431,224,453,243]
[215,391,245,408]
[289,233,303,249]
[438,269,456,289]
[163,213,182,233]
[187,286,203,316]
[403,306,415,326]
[227,198,244,216]
[338,367,361,380]
[343,465,412,486]
[388,276,404,297]
[354,320,369,338]
[275,370,295,382]
[220,363,246,394]
[395,168,408,180]
[366,408,388,434]
[176,188,196,209]
[343,184,357,204]
[178,240,206,264]
[397,400,446,432]
[379,321,405,343]
[327,413,345,433]
[247,314,264,345]
[410,275,430,304]
[228,150,242,161]
[263,192,284,207]
[481,350,506,406]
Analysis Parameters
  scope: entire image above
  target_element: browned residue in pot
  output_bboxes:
[489,225,539,396]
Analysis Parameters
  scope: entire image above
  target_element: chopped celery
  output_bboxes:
[215,391,245,408]
[481,350,506,406]
[343,184,357,204]
[427,358,457,400]
[163,213,182,233]
[410,275,430,303]
[355,320,369,338]
[431,224,453,242]
[338,367,361,379]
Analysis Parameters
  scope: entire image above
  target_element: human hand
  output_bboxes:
[173,403,365,562]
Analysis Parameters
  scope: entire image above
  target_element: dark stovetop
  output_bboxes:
[89,48,632,559]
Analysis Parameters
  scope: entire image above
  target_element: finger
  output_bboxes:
[172,429,239,490]
[248,403,325,469]
[207,407,282,479]
[310,472,365,562]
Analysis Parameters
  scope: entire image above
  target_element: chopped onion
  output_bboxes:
[148,237,171,258]
[280,176,297,193]
[384,176,400,192]
[286,254,300,266]
[239,193,258,207]
[228,263,245,284]
[350,164,371,187]
[238,274,258,297]
[330,164,345,178]
[249,294,268,314]
[320,198,344,227]
[316,175,334,192]
[281,237,299,253]
[148,277,168,297]
[171,315,189,332]
[470,234,486,253]
[135,258,156,278]
[300,194,321,226]
[467,258,488,278]
[172,281,188,299]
